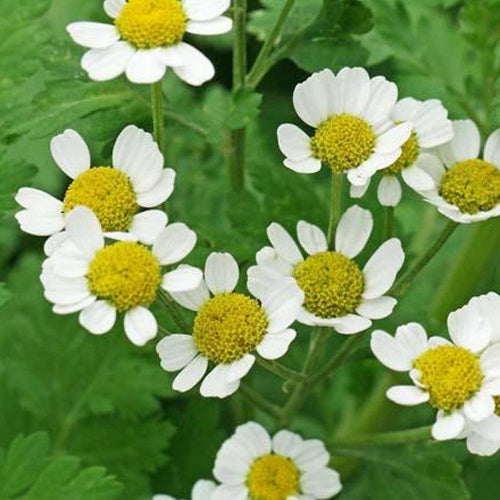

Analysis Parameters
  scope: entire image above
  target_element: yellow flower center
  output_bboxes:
[439,159,500,214]
[87,241,161,313]
[383,132,420,175]
[63,167,137,233]
[414,345,483,412]
[494,396,500,416]
[246,454,300,500]
[193,293,269,364]
[310,114,376,173]
[293,251,364,318]
[115,0,187,49]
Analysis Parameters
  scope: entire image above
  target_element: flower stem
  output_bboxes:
[256,357,306,383]
[246,0,297,89]
[229,0,248,192]
[384,206,394,239]
[158,291,190,333]
[391,220,458,297]
[151,81,165,154]
[332,426,432,448]
[327,172,343,249]
[240,383,281,419]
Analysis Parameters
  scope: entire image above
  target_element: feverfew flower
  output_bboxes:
[42,206,199,346]
[16,125,175,254]
[410,120,500,223]
[156,252,304,399]
[370,295,500,443]
[67,0,232,85]
[351,97,453,206]
[247,206,405,335]
[153,480,217,500]
[212,422,342,499]
[277,67,412,187]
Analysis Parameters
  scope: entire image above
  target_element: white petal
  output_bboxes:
[480,343,500,381]
[66,22,120,49]
[186,16,232,35]
[370,330,415,371]
[284,156,322,173]
[363,238,405,299]
[401,164,435,192]
[470,414,500,440]
[192,480,217,500]
[130,210,167,245]
[272,430,303,457]
[16,188,63,214]
[49,241,91,278]
[386,385,429,406]
[104,0,126,18]
[335,205,373,258]
[182,0,230,20]
[125,48,167,84]
[377,175,402,207]
[112,125,163,192]
[53,295,97,315]
[170,281,210,311]
[466,433,500,457]
[332,66,371,115]
[293,69,336,127]
[432,412,465,441]
[448,302,491,353]
[362,76,398,126]
[262,279,304,333]
[227,354,255,383]
[412,153,446,188]
[467,292,500,343]
[205,252,239,295]
[15,210,65,237]
[332,314,372,335]
[356,296,397,319]
[156,334,197,371]
[440,120,481,167]
[484,129,500,166]
[162,265,203,293]
[81,41,135,81]
[277,124,312,162]
[300,468,342,499]
[44,231,68,256]
[412,99,453,149]
[267,223,303,265]
[171,43,215,86]
[65,206,104,258]
[257,329,297,360]
[200,364,239,399]
[124,307,158,346]
[350,178,370,198]
[211,485,248,500]
[152,223,197,265]
[172,355,208,392]
[297,221,327,255]
[394,323,429,359]
[375,122,412,154]
[137,168,176,207]
[79,301,116,335]
[463,393,495,422]
[289,439,329,471]
[50,129,91,179]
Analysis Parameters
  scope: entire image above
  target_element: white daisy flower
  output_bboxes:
[153,480,217,500]
[16,125,176,255]
[351,97,453,206]
[156,252,304,399]
[67,0,232,85]
[41,205,200,346]
[370,295,500,442]
[409,120,500,223]
[277,67,412,187]
[212,421,342,499]
[247,206,405,335]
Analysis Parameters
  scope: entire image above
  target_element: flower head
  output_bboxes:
[41,206,199,346]
[371,292,500,443]
[409,120,500,223]
[16,125,176,254]
[212,421,342,499]
[156,252,304,398]
[67,0,232,84]
[277,67,412,187]
[248,206,405,334]
[351,97,453,206]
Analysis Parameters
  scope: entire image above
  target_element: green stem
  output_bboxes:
[240,384,281,419]
[391,220,458,297]
[159,291,190,333]
[151,82,165,154]
[327,173,343,249]
[246,0,297,89]
[229,0,248,192]
[256,357,306,383]
[384,206,394,239]
[332,426,432,448]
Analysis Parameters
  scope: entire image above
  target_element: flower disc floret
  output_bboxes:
[193,293,268,364]
[293,251,364,318]
[87,241,161,312]
[439,159,500,214]
[384,132,420,175]
[115,0,187,49]
[310,114,376,172]
[246,454,300,500]
[494,396,500,416]
[414,345,483,412]
[63,167,137,232]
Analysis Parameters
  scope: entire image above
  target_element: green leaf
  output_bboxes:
[0,432,122,499]
[0,284,11,309]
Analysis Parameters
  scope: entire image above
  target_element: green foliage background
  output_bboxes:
[0,0,499,498]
